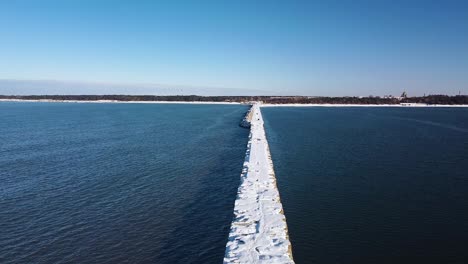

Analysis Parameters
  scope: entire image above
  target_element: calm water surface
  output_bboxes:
[0,102,249,264]
[263,107,468,264]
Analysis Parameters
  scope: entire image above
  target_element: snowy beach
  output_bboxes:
[0,99,241,105]
[261,103,468,107]
[2,99,467,107]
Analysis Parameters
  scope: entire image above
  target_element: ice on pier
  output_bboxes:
[224,104,294,264]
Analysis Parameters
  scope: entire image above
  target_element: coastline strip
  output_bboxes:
[261,103,468,107]
[224,103,294,264]
[0,99,242,105]
[2,99,468,107]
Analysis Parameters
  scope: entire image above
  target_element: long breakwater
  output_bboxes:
[224,103,294,263]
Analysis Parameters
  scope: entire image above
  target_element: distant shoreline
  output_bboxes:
[2,94,468,106]
[261,103,468,107]
[0,99,242,105]
[2,99,468,107]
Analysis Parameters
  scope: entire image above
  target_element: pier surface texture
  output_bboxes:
[224,104,294,263]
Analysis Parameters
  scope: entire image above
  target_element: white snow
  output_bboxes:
[224,103,294,264]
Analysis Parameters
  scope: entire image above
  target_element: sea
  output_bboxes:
[2,102,468,264]
[262,106,468,264]
[0,102,249,264]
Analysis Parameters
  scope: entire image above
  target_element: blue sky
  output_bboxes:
[1,0,467,96]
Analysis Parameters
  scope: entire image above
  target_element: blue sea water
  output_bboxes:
[0,102,249,264]
[263,107,468,264]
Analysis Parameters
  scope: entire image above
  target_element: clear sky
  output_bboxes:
[1,0,467,96]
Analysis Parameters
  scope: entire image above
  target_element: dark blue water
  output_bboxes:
[263,107,468,264]
[0,102,249,264]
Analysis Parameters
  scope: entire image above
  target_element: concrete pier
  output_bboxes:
[224,103,294,264]
[239,105,253,128]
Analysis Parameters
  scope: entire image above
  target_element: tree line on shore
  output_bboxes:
[1,94,467,105]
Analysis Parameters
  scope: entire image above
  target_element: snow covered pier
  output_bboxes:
[224,103,294,264]
[239,105,253,128]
